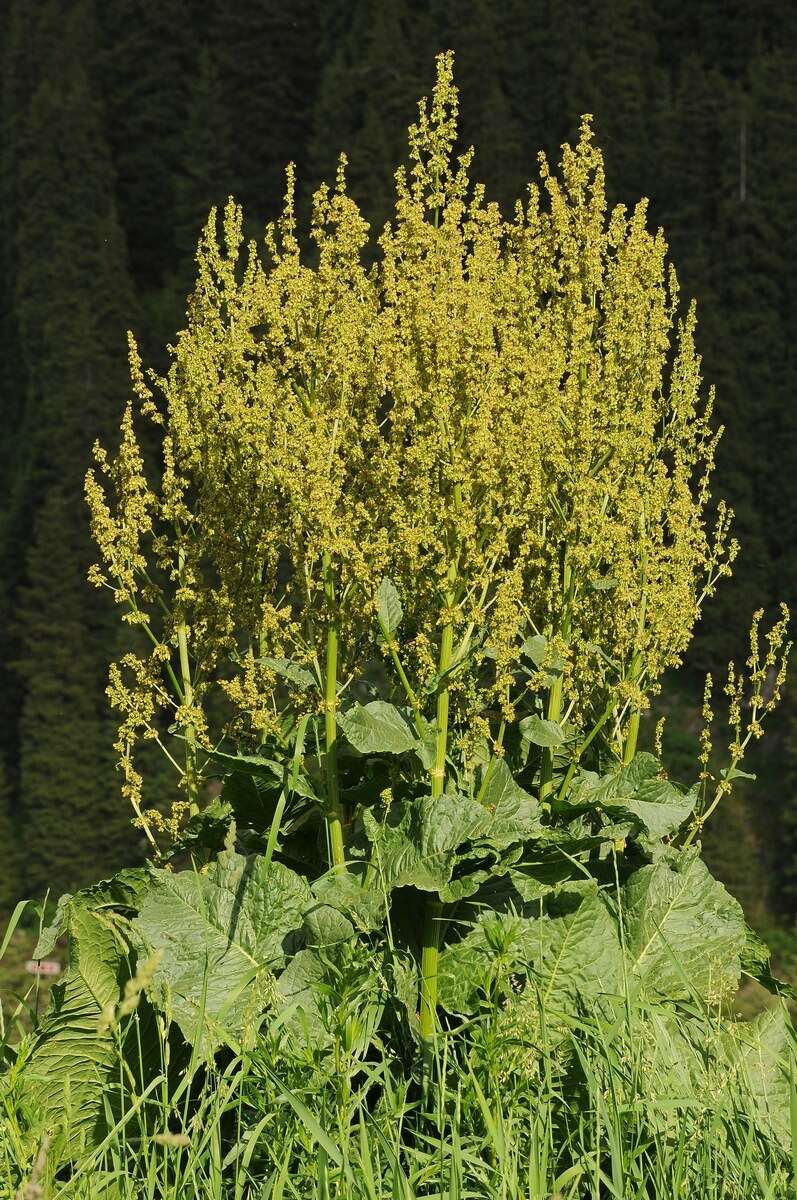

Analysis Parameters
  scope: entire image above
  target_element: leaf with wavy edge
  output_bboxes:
[135,851,310,1055]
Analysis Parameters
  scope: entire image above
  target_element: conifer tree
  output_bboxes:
[96,0,192,309]
[209,0,321,225]
[172,45,235,298]
[309,0,429,232]
[11,1,139,895]
[0,758,20,914]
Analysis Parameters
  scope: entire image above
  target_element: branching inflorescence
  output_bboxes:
[86,52,789,1041]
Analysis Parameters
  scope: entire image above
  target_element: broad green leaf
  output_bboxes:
[607,779,697,840]
[521,635,564,673]
[565,755,694,839]
[256,656,317,691]
[438,887,623,1015]
[34,892,74,959]
[166,799,234,860]
[721,765,757,782]
[135,851,310,1055]
[363,794,486,893]
[723,1008,792,1149]
[476,760,542,849]
[303,903,354,949]
[740,924,797,1000]
[24,907,159,1162]
[529,885,624,1010]
[569,753,659,808]
[206,747,283,778]
[276,945,385,1055]
[312,870,386,931]
[376,577,403,637]
[438,912,528,1013]
[276,948,327,1040]
[623,850,747,1001]
[337,701,418,755]
[519,715,568,747]
[219,769,317,834]
[34,868,150,958]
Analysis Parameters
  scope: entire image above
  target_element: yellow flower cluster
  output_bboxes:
[86,52,744,823]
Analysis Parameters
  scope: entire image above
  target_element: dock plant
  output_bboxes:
[11,53,792,1173]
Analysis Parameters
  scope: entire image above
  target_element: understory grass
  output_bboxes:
[2,931,796,1200]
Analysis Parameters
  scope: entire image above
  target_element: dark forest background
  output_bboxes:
[1,0,796,933]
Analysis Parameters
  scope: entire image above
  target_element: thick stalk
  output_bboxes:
[322,552,345,869]
[419,585,456,1046]
[176,545,199,816]
[623,515,649,765]
[622,678,642,765]
[540,553,572,805]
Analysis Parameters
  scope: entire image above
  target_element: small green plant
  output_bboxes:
[2,51,793,1191]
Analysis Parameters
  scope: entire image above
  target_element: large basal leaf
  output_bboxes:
[566,754,696,840]
[438,912,532,1014]
[722,1007,792,1149]
[610,778,697,840]
[24,907,158,1162]
[134,851,310,1055]
[438,885,623,1015]
[276,944,386,1054]
[337,701,418,755]
[529,885,624,1011]
[34,868,150,958]
[623,850,747,1002]
[475,760,542,849]
[569,753,659,808]
[363,793,487,893]
[312,870,386,931]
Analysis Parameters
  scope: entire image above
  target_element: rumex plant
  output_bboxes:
[72,49,793,1093]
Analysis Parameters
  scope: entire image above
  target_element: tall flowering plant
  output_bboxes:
[86,54,789,1044]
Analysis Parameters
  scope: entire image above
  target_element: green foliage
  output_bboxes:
[1,16,797,1196]
[1,0,796,928]
[135,850,309,1055]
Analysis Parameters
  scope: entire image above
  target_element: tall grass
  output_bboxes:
[3,933,795,1199]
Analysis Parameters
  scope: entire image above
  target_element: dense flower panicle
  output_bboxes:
[87,51,746,821]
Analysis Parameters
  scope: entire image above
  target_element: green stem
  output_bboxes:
[420,899,443,1045]
[322,553,345,869]
[379,618,424,736]
[176,545,198,816]
[540,553,572,805]
[623,512,649,766]
[623,704,641,765]
[556,699,614,803]
[419,571,457,1047]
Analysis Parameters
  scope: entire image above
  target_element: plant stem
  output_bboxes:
[556,699,614,803]
[378,617,424,736]
[322,551,345,869]
[540,552,572,805]
[623,689,642,765]
[176,544,199,816]
[419,569,457,1049]
[623,511,649,765]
